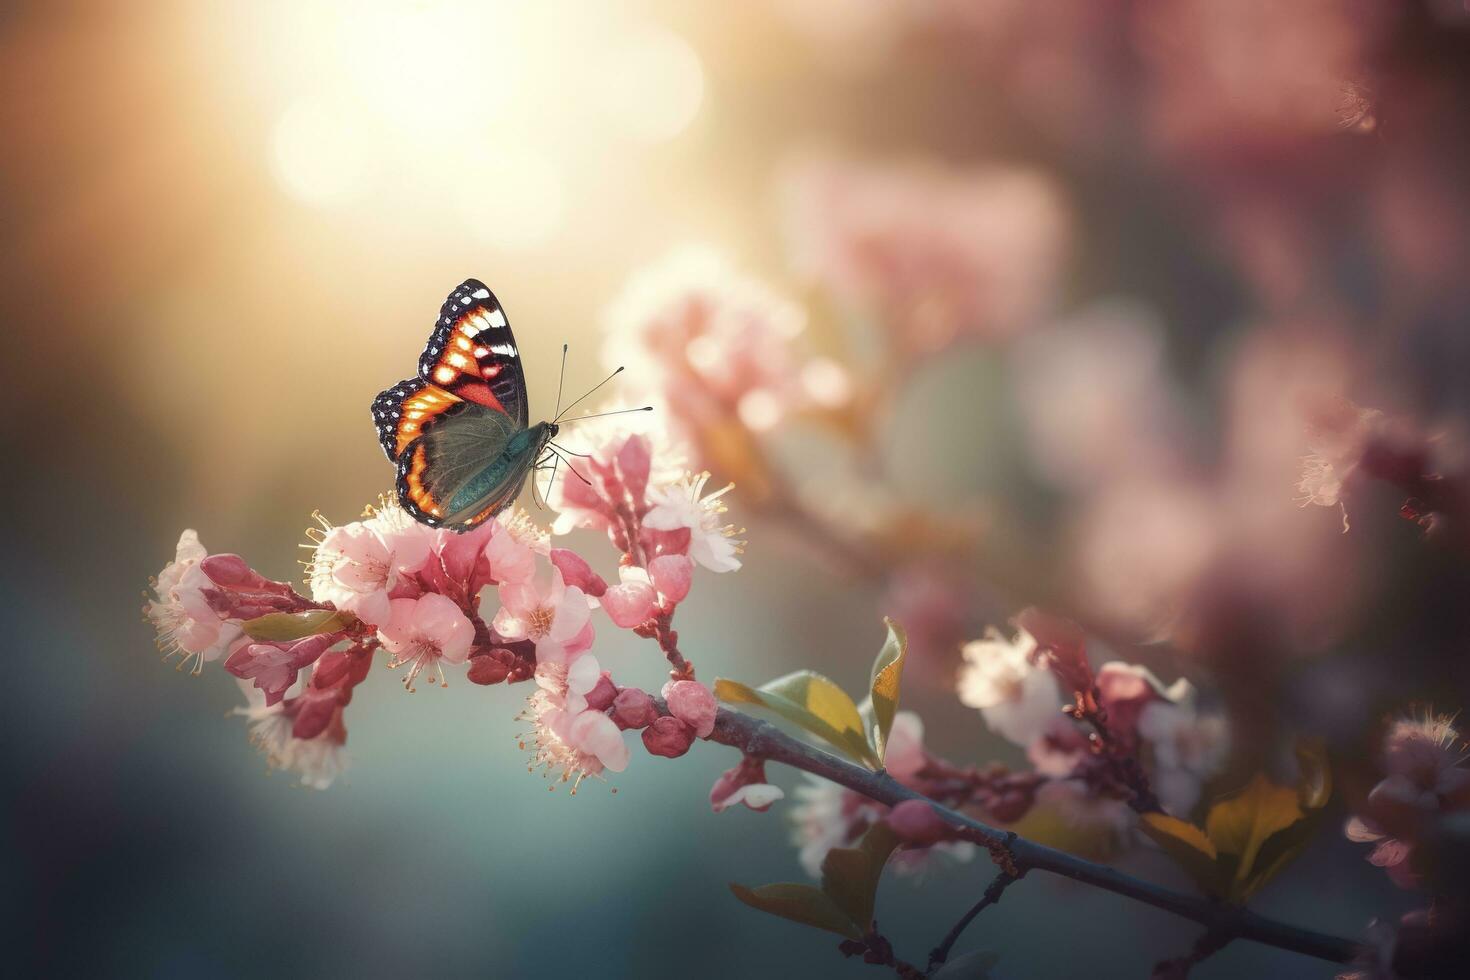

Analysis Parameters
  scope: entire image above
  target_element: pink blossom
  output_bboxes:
[307,506,433,626]
[888,799,957,845]
[602,247,809,436]
[601,566,659,628]
[491,570,593,665]
[233,678,347,789]
[781,154,1069,353]
[376,593,474,692]
[957,627,1064,748]
[534,653,605,715]
[1297,398,1384,523]
[1346,713,1470,889]
[788,776,974,877]
[522,693,630,790]
[1135,680,1230,817]
[711,756,784,813]
[145,529,245,675]
[663,680,717,739]
[643,472,744,572]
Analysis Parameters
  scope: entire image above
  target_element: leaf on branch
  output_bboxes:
[242,609,354,642]
[728,883,862,939]
[714,672,880,768]
[820,822,901,931]
[1140,812,1220,895]
[858,618,908,766]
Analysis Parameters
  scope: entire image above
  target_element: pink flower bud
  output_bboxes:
[663,679,717,738]
[888,799,956,845]
[648,554,693,604]
[291,692,339,740]
[611,687,660,730]
[710,755,784,813]
[201,554,291,595]
[642,715,695,758]
[550,548,608,598]
[602,576,658,628]
[584,672,618,712]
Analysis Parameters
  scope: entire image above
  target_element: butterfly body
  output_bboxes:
[371,279,554,532]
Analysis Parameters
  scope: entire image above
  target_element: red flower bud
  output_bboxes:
[611,687,660,730]
[641,716,695,758]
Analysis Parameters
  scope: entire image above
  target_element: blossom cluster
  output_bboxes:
[146,421,743,792]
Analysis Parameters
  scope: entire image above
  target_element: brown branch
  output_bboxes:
[703,706,1360,967]
[927,869,1022,973]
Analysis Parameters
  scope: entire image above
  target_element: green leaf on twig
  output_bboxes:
[714,671,879,767]
[820,821,901,930]
[858,618,908,767]
[732,822,901,939]
[241,609,354,642]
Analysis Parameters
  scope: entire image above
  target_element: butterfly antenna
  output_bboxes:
[553,344,569,420]
[557,406,655,426]
[554,366,625,423]
[548,448,592,486]
[549,441,592,457]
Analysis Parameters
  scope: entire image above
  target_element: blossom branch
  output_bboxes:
[702,705,1359,966]
[926,869,1022,973]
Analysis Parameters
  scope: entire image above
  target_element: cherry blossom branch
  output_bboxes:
[701,706,1360,966]
[926,869,1021,973]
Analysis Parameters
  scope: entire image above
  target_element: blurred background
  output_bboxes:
[5,1,1470,977]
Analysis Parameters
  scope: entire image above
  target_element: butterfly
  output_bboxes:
[370,279,562,532]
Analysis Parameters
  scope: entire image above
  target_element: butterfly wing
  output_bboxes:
[417,279,528,429]
[369,279,538,531]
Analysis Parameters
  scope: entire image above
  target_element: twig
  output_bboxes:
[927,870,1022,973]
[1152,927,1233,979]
[704,706,1360,966]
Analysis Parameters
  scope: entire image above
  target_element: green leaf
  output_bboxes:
[729,883,862,939]
[714,673,880,768]
[820,821,901,931]
[1140,812,1221,896]
[241,609,354,642]
[859,618,908,766]
[1204,774,1304,899]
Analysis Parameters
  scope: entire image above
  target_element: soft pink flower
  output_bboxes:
[522,692,630,790]
[643,472,744,572]
[781,154,1069,353]
[145,529,245,675]
[1135,679,1230,817]
[957,627,1064,748]
[233,678,346,789]
[1347,713,1470,889]
[711,756,784,813]
[492,570,593,665]
[308,507,433,626]
[376,593,474,692]
[602,247,808,435]
[534,653,605,715]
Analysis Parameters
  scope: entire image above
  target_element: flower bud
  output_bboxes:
[663,679,717,738]
[611,688,660,730]
[467,648,516,686]
[550,548,608,598]
[648,554,693,604]
[584,672,618,712]
[642,716,695,758]
[201,554,291,595]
